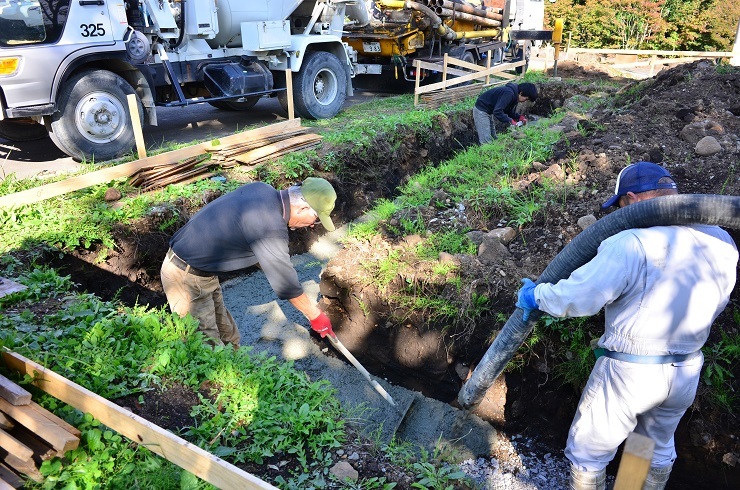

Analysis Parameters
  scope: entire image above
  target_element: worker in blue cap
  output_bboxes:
[516,162,738,490]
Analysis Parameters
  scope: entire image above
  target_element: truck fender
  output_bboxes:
[282,36,353,98]
[53,52,156,126]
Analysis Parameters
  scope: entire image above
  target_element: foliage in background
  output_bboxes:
[544,0,740,51]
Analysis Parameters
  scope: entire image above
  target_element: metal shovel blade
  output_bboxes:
[326,334,397,407]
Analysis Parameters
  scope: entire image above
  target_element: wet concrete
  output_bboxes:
[223,226,500,461]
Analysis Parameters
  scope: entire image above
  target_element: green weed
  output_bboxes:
[702,328,740,413]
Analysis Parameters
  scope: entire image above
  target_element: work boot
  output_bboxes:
[642,464,672,490]
[569,465,606,490]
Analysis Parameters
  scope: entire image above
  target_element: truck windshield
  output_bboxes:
[0,0,69,47]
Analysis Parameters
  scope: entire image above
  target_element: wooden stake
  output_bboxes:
[127,94,147,160]
[285,69,295,120]
[614,432,655,490]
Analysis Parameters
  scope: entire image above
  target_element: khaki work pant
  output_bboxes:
[160,255,241,349]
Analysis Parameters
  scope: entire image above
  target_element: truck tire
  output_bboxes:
[451,51,476,86]
[208,97,261,111]
[0,119,48,142]
[292,51,347,120]
[49,70,143,162]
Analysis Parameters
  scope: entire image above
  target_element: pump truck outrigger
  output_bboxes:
[0,0,364,161]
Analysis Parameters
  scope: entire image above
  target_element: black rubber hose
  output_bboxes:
[458,194,740,408]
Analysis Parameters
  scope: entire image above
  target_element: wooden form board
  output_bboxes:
[2,351,278,490]
[413,57,524,106]
[0,119,302,210]
[566,48,734,57]
[613,432,655,490]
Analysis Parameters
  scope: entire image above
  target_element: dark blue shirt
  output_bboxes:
[170,182,303,300]
[474,82,521,124]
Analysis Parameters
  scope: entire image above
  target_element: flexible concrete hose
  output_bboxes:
[458,194,740,409]
[379,0,458,40]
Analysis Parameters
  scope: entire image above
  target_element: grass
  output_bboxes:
[0,264,345,488]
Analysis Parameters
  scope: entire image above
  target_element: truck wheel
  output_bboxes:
[49,70,142,162]
[292,51,347,120]
[208,97,261,111]
[0,119,48,142]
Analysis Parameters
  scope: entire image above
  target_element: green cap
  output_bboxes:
[301,177,336,231]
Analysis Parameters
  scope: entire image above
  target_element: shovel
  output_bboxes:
[326,334,397,407]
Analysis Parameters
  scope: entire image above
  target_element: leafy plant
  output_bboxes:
[702,329,740,413]
[410,462,469,490]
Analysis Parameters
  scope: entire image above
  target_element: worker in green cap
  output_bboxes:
[160,177,338,348]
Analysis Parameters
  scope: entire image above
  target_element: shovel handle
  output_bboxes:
[327,335,397,407]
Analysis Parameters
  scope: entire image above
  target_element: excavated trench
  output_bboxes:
[33,75,740,488]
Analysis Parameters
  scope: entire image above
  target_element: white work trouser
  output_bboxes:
[565,353,703,471]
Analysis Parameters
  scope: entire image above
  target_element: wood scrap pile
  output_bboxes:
[418,83,489,109]
[0,374,80,488]
[129,154,213,191]
[126,125,323,191]
[207,127,323,169]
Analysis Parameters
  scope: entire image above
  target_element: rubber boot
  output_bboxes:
[642,464,672,490]
[569,465,606,490]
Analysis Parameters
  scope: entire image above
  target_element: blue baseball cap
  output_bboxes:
[602,162,678,208]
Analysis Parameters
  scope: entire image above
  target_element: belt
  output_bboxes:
[601,349,701,364]
[166,249,212,277]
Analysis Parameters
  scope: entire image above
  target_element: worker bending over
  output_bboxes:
[473,81,538,144]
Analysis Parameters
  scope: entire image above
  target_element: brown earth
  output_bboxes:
[24,59,740,488]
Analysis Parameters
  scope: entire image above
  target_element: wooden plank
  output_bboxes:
[0,414,12,431]
[127,94,147,160]
[0,428,33,462]
[0,463,23,489]
[0,477,15,490]
[0,119,302,209]
[414,60,524,96]
[28,401,81,437]
[285,69,295,120]
[2,454,42,483]
[232,134,322,165]
[2,351,278,490]
[613,432,655,490]
[0,375,31,406]
[7,423,56,461]
[0,398,79,456]
[568,48,733,57]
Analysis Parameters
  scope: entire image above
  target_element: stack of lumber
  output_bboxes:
[126,125,323,190]
[207,128,323,169]
[129,154,212,191]
[0,374,80,488]
[417,83,489,109]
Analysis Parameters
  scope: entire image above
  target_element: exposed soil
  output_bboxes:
[20,60,740,488]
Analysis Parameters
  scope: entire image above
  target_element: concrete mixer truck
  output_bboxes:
[345,0,549,86]
[0,0,366,161]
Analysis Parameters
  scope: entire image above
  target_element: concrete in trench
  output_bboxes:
[223,226,499,461]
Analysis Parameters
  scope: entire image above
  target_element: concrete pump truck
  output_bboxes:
[0,0,368,161]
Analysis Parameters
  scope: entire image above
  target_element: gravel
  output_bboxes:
[457,434,599,490]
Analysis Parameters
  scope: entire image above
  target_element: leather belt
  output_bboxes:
[166,249,211,277]
[602,349,701,364]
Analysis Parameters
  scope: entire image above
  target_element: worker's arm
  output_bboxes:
[289,293,335,338]
[289,292,322,320]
